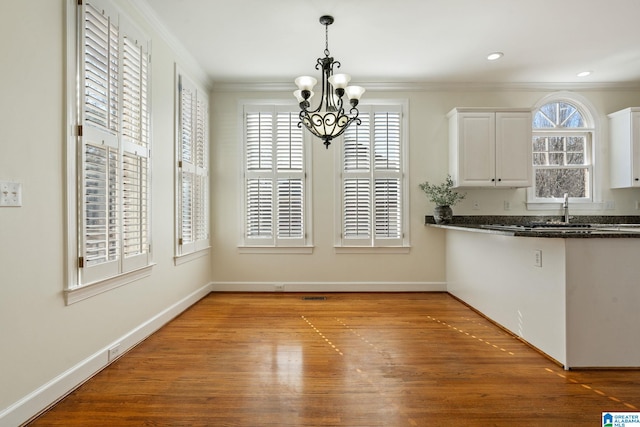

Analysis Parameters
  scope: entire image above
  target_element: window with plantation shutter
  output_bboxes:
[72,0,152,291]
[338,103,408,248]
[176,71,209,259]
[242,105,310,249]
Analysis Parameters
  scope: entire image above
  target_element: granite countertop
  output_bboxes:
[424,215,640,238]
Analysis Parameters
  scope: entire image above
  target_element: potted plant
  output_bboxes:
[419,175,466,224]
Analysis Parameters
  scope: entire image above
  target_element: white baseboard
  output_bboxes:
[0,282,213,427]
[210,281,446,293]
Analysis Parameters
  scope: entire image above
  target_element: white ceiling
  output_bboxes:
[136,0,640,87]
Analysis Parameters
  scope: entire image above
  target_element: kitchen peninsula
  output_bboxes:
[428,216,640,369]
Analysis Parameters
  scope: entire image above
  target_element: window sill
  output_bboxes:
[65,263,156,305]
[238,246,314,254]
[334,246,411,254]
[174,247,210,265]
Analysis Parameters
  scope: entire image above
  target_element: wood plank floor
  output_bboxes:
[28,293,639,426]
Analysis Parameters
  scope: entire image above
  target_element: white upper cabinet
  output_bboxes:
[448,108,532,188]
[609,107,640,188]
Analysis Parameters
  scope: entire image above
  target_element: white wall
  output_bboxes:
[446,229,567,365]
[0,1,211,424]
[209,92,447,289]
[209,88,640,288]
[565,238,640,367]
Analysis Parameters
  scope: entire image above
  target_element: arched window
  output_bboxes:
[531,98,594,201]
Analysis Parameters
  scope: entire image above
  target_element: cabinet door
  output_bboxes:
[609,109,640,188]
[457,112,495,186]
[495,112,532,187]
[632,112,640,187]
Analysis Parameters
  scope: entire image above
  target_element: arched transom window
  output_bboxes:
[532,101,593,200]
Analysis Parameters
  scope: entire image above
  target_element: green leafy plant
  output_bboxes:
[419,175,466,206]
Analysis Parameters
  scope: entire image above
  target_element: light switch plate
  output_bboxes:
[0,181,22,207]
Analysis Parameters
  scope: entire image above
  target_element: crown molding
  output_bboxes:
[212,80,640,93]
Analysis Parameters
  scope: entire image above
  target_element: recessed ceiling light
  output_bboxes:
[487,52,504,61]
[577,71,592,77]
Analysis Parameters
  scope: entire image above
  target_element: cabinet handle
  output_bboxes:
[498,178,502,182]
[635,178,639,181]
[491,178,495,182]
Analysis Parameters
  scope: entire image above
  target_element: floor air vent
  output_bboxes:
[302,296,327,301]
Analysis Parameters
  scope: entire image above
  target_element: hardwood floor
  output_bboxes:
[28,293,639,426]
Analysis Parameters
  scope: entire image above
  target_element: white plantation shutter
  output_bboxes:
[194,174,208,242]
[374,112,401,170]
[245,109,273,243]
[344,113,370,171]
[122,35,148,143]
[83,2,119,132]
[343,178,371,240]
[373,111,402,242]
[181,171,193,243]
[246,178,273,239]
[83,144,119,275]
[80,0,121,284]
[78,0,151,286]
[341,105,405,246]
[122,153,148,266]
[374,178,401,238]
[343,113,371,244]
[277,178,303,238]
[121,25,150,271]
[276,112,304,240]
[180,79,194,248]
[194,92,209,244]
[177,72,209,256]
[244,106,307,246]
[246,112,273,170]
[277,113,304,170]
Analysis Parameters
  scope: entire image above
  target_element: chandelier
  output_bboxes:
[294,15,365,148]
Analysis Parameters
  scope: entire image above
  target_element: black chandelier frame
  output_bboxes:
[296,15,363,148]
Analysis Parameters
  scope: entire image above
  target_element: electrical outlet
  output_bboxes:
[0,181,22,207]
[534,250,542,268]
[274,284,285,292]
[108,343,121,362]
[503,200,511,211]
[604,200,615,210]
[472,200,480,210]
[636,201,640,210]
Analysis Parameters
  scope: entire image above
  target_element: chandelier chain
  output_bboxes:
[324,23,330,57]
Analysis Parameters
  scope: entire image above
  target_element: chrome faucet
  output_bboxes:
[563,193,570,223]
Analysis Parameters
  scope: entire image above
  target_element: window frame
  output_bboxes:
[526,93,601,210]
[174,67,210,264]
[65,0,154,304]
[239,101,313,253]
[334,100,410,252]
